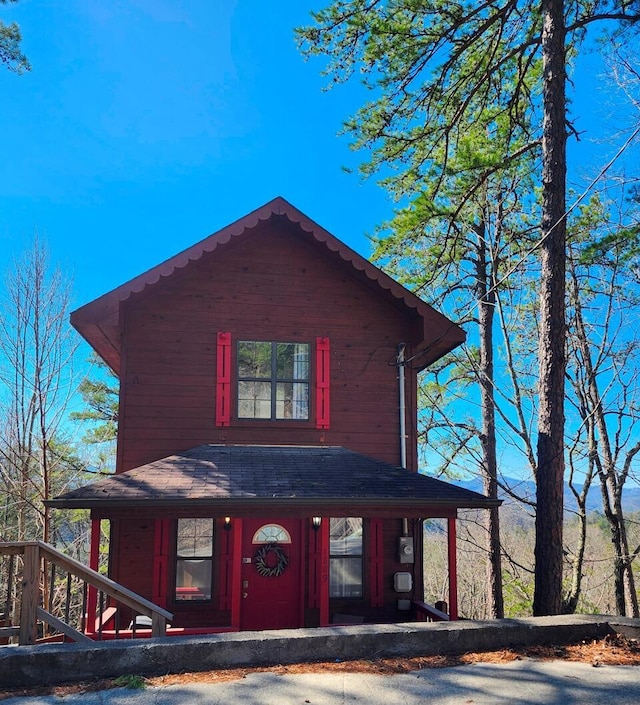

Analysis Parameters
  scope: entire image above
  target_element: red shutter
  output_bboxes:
[216,332,231,427]
[152,518,170,608]
[316,337,330,429]
[369,518,384,608]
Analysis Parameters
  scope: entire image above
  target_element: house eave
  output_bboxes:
[46,496,501,512]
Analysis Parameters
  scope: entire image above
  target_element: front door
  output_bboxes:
[240,518,303,630]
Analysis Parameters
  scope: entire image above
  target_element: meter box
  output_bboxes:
[398,536,414,563]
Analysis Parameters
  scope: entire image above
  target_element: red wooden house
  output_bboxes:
[51,197,497,632]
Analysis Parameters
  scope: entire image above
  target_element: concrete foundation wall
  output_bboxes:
[1,615,639,689]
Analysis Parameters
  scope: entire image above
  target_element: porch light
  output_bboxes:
[224,517,232,531]
[312,516,322,531]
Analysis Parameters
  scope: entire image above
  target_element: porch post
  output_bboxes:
[447,516,458,621]
[18,543,39,645]
[86,517,101,635]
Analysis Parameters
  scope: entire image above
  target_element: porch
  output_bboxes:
[44,445,499,634]
[0,540,450,646]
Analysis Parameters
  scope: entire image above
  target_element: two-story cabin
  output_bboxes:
[50,197,497,632]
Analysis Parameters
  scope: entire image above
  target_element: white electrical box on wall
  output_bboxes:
[398,536,414,563]
[394,571,413,593]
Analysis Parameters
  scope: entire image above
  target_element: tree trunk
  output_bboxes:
[475,220,504,619]
[533,0,567,616]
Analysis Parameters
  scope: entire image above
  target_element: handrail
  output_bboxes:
[0,541,173,645]
[37,542,172,623]
[412,600,450,622]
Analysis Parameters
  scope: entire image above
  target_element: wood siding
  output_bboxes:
[105,509,425,629]
[118,220,422,473]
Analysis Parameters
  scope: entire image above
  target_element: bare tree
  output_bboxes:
[0,239,77,544]
[565,196,640,617]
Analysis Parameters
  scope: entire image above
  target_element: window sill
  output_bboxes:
[233,419,316,429]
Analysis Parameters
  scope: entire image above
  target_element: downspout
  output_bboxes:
[398,343,407,469]
[398,345,410,541]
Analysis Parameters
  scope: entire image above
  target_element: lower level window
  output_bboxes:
[175,518,214,601]
[329,517,363,598]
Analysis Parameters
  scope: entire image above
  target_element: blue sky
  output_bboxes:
[1,1,392,310]
[1,1,635,315]
[1,1,638,485]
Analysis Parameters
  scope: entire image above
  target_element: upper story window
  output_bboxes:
[216,333,328,428]
[237,341,309,420]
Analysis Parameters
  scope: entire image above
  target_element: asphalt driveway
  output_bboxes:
[2,659,640,704]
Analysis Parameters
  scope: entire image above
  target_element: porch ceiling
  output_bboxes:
[47,444,500,511]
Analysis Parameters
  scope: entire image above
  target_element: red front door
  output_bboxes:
[240,518,303,630]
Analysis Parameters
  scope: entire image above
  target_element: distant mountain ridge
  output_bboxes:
[453,476,640,514]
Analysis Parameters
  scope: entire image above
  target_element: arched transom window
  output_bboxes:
[252,524,292,544]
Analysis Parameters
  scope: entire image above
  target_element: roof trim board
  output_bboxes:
[70,197,465,374]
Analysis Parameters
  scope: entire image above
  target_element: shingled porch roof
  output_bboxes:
[48,445,498,513]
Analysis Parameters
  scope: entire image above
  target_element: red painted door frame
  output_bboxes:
[238,518,304,630]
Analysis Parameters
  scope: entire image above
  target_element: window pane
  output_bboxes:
[329,518,363,599]
[175,518,214,602]
[253,524,292,544]
[276,382,309,420]
[177,518,213,557]
[175,559,212,601]
[238,341,271,378]
[330,518,363,556]
[238,381,271,419]
[276,343,309,380]
[330,557,363,598]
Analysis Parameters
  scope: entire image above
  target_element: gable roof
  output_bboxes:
[47,444,498,512]
[71,197,465,375]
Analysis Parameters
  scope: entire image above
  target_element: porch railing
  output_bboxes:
[412,600,450,622]
[0,541,173,645]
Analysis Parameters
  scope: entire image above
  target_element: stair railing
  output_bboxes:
[0,541,173,645]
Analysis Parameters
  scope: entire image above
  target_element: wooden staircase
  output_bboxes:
[0,541,172,645]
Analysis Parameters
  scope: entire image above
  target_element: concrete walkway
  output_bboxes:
[2,659,640,704]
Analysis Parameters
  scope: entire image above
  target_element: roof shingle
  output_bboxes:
[48,445,498,512]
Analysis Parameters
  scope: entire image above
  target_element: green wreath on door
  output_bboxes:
[254,543,288,577]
